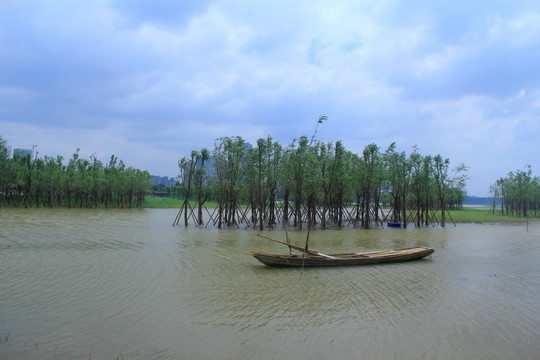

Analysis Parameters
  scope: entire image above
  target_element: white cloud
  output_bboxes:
[487,12,540,46]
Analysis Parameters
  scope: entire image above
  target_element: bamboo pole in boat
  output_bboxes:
[284,223,292,255]
[256,234,336,259]
[301,222,312,271]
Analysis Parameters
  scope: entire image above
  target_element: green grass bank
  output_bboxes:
[431,207,536,224]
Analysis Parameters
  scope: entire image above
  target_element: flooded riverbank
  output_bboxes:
[1,208,539,359]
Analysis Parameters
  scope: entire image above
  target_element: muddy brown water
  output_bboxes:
[1,208,539,359]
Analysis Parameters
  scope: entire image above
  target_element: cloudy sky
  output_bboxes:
[1,0,539,196]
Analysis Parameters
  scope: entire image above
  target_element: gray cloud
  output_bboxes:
[1,0,539,195]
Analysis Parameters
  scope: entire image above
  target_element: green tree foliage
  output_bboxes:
[178,135,471,229]
[174,148,212,226]
[360,143,384,228]
[431,155,469,226]
[0,137,152,208]
[177,150,199,226]
[195,148,211,225]
[491,165,539,217]
[409,151,433,227]
[384,143,411,227]
[212,136,246,228]
[244,136,282,230]
[0,137,16,206]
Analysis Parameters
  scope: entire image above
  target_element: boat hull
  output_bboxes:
[252,247,434,267]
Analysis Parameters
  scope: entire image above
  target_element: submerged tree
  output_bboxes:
[384,143,412,227]
[213,136,246,228]
[178,150,199,226]
[360,143,383,229]
[0,138,151,209]
[176,134,473,229]
[431,155,468,227]
[195,148,211,225]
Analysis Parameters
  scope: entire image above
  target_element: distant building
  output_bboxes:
[12,148,33,159]
[152,176,176,187]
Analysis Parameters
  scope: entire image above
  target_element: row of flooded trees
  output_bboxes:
[175,134,468,229]
[489,165,540,217]
[0,137,152,208]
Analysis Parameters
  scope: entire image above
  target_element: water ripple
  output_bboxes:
[1,209,539,360]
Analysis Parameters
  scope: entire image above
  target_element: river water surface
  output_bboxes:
[1,208,539,360]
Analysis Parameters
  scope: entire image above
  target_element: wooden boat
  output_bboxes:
[252,247,434,267]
